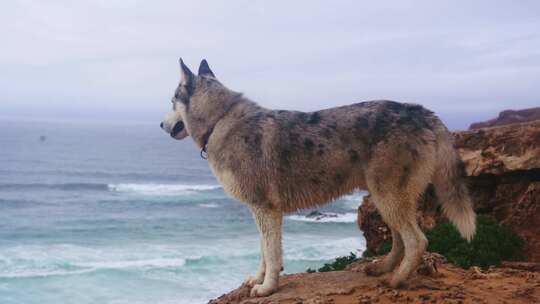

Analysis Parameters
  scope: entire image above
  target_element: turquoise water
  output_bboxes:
[0,120,366,304]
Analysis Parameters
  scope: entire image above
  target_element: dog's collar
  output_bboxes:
[199,100,240,160]
[199,118,217,160]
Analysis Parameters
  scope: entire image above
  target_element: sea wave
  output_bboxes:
[0,268,97,279]
[340,191,368,210]
[108,183,221,195]
[0,236,365,280]
[75,258,187,270]
[284,237,365,261]
[0,244,190,279]
[198,203,220,208]
[287,212,357,223]
[0,182,109,191]
[0,168,206,181]
[0,258,187,279]
[0,182,221,195]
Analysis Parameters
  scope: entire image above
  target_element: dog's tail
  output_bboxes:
[431,122,476,242]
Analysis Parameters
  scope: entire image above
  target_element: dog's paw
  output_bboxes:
[387,276,407,289]
[244,274,264,286]
[364,261,385,277]
[250,283,276,297]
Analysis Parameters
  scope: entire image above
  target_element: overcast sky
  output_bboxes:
[1,0,539,129]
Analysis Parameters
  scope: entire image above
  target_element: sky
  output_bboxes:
[0,0,539,129]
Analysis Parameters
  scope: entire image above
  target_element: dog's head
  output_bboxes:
[160,58,219,140]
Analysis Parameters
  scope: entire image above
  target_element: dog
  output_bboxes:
[160,59,476,297]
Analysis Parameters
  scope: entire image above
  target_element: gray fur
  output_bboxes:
[161,59,476,295]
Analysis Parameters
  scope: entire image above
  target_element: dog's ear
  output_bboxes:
[198,59,215,78]
[179,58,194,84]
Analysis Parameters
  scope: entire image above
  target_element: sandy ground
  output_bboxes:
[208,253,540,304]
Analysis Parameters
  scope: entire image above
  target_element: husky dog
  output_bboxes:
[161,59,476,297]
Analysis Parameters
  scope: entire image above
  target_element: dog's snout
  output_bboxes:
[160,122,164,129]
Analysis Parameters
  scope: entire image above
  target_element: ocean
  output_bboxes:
[0,119,366,304]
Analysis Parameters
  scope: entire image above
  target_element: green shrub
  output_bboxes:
[361,248,376,258]
[372,216,523,269]
[309,252,359,273]
[360,242,389,258]
[361,240,393,258]
[307,216,523,273]
[376,239,392,256]
[426,216,523,269]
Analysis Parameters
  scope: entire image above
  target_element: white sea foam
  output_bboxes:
[75,258,186,270]
[0,257,186,279]
[340,191,368,210]
[287,212,357,223]
[198,202,220,208]
[0,244,189,279]
[0,268,97,279]
[107,183,221,195]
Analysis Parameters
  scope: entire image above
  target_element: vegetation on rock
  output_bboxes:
[312,216,523,273]
[426,216,523,269]
[307,252,359,273]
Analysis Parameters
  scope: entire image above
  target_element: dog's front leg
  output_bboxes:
[244,220,265,286]
[249,205,282,297]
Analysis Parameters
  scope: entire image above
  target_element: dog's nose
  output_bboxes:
[160,122,164,129]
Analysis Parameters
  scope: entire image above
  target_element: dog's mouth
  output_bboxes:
[170,121,188,140]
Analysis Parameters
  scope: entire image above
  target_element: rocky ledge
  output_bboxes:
[209,253,540,304]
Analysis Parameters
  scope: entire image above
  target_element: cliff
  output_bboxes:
[358,119,540,262]
[469,107,540,129]
[209,253,540,303]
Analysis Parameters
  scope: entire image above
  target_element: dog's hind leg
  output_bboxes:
[389,213,427,288]
[364,138,434,287]
[366,189,427,287]
[249,205,283,297]
[364,228,404,276]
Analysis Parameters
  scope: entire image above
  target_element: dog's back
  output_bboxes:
[210,100,444,210]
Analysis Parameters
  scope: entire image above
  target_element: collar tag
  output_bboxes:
[200,146,208,160]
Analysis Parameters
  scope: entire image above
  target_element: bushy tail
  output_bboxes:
[432,124,476,242]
